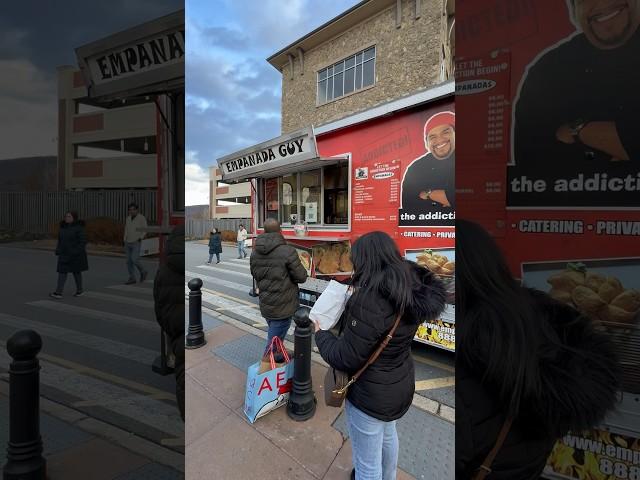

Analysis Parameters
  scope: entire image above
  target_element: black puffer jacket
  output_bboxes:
[315,262,446,421]
[55,220,88,273]
[249,232,307,319]
[153,224,185,420]
[456,290,619,479]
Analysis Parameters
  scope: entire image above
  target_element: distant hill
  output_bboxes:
[186,204,210,220]
[0,156,58,191]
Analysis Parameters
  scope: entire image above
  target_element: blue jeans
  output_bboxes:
[208,253,220,263]
[238,240,246,258]
[125,241,146,280]
[346,400,399,480]
[264,317,292,354]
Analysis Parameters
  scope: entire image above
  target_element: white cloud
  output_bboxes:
[185,161,211,206]
[0,59,57,159]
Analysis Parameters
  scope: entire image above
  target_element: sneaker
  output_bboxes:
[125,279,136,285]
[49,292,62,299]
[206,261,211,264]
[140,271,148,283]
[216,260,220,264]
[237,256,242,259]
[73,291,84,297]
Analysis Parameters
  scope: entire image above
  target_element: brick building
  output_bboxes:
[267,0,454,134]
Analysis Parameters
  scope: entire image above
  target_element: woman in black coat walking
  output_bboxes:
[313,231,446,480]
[207,229,222,264]
[455,220,620,479]
[50,211,88,299]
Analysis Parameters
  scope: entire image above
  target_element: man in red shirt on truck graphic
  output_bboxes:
[399,111,456,227]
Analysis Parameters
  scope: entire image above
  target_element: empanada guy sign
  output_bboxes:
[89,29,184,83]
[76,10,184,99]
[218,127,319,182]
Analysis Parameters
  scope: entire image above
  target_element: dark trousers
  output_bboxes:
[56,272,83,294]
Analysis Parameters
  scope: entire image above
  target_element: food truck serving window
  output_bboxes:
[258,163,348,227]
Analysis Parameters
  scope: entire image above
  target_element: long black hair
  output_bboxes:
[350,231,414,314]
[456,219,546,417]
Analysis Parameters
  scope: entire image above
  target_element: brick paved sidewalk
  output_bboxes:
[186,308,454,480]
[0,382,184,480]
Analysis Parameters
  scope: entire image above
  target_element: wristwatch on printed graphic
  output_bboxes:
[568,119,588,144]
[424,190,432,200]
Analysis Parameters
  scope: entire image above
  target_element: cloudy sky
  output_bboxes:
[0,1,182,161]
[185,0,361,205]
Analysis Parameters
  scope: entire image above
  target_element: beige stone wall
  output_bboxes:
[280,0,443,134]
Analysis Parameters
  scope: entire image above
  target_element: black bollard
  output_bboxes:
[186,278,206,349]
[3,330,46,480]
[287,307,316,421]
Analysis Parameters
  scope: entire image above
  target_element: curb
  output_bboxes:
[198,304,455,424]
[0,380,185,472]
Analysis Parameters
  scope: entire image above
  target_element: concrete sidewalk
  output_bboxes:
[0,381,184,480]
[186,307,454,480]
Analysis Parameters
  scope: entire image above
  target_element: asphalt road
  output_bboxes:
[0,245,184,455]
[185,241,455,408]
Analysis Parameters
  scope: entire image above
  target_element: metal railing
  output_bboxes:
[0,190,157,234]
[186,218,252,239]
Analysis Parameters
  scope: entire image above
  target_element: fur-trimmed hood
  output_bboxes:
[522,289,620,435]
[405,260,447,325]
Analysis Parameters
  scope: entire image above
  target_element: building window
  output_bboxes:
[317,46,376,105]
[279,173,298,223]
[260,163,349,227]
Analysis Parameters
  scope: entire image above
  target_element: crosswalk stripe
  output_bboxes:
[200,292,265,323]
[0,312,156,365]
[198,258,251,270]
[26,300,157,332]
[198,264,253,280]
[186,271,250,294]
[201,288,258,308]
[82,291,155,308]
[0,347,181,436]
[107,285,154,295]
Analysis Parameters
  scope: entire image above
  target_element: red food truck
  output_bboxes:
[457,0,640,477]
[218,82,455,352]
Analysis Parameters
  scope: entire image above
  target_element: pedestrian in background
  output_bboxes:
[208,229,222,264]
[50,211,88,299]
[313,231,445,480]
[153,224,185,421]
[455,220,619,479]
[124,202,148,285]
[250,218,307,356]
[237,223,248,259]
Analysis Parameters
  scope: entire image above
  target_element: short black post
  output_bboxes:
[186,278,206,349]
[3,330,46,480]
[287,307,316,421]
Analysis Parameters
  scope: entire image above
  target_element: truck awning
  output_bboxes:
[217,127,348,183]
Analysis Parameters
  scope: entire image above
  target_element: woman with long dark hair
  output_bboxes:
[456,219,619,478]
[50,211,88,299]
[313,231,446,480]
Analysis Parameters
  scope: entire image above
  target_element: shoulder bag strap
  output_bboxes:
[350,311,403,383]
[473,417,514,479]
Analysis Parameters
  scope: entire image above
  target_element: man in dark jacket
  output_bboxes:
[511,0,640,208]
[250,218,307,352]
[153,224,184,420]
